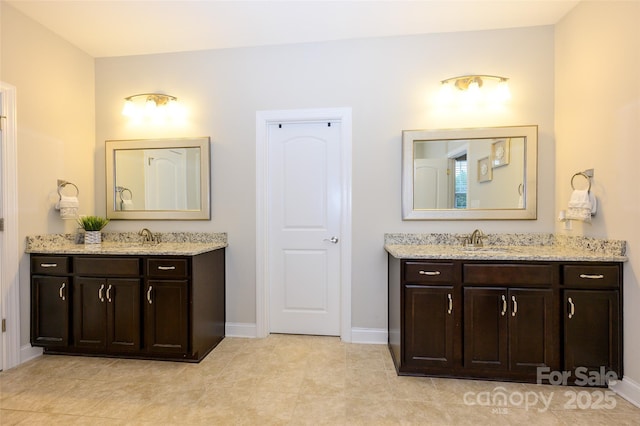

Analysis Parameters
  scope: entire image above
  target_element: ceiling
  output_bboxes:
[7,0,580,58]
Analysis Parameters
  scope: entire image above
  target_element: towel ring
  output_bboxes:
[571,172,592,192]
[118,188,133,202]
[57,181,79,200]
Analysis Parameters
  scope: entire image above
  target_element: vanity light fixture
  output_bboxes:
[439,75,511,105]
[121,93,183,121]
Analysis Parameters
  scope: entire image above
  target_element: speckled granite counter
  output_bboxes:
[384,233,627,262]
[25,232,227,256]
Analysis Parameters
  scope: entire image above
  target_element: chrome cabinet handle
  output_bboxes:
[157,266,176,271]
[40,263,58,268]
[579,274,604,279]
[323,236,339,244]
[568,297,575,319]
[500,295,507,316]
[511,295,518,317]
[98,284,105,302]
[106,285,112,303]
[419,270,441,276]
[59,283,66,301]
[447,293,453,315]
[147,286,153,304]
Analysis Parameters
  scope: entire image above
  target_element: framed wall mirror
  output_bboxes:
[402,125,537,220]
[106,137,211,220]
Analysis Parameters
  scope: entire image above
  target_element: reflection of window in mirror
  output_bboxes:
[453,154,467,209]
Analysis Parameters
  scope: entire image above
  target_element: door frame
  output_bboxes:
[0,82,20,370]
[256,107,352,341]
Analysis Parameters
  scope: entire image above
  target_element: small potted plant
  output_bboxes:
[77,215,110,245]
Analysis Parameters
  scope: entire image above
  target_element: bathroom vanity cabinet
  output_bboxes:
[30,248,225,362]
[73,257,141,352]
[388,257,623,384]
[562,265,621,376]
[31,256,71,347]
[397,261,459,372]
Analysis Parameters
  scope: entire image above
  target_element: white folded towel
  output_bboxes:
[56,195,78,209]
[566,190,596,222]
[121,199,134,210]
[57,195,79,219]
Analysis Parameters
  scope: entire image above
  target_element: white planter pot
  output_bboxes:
[84,230,102,245]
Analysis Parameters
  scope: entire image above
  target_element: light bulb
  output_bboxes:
[122,100,135,117]
[145,98,157,116]
[494,80,511,102]
[464,81,481,104]
[166,99,179,115]
[439,82,455,105]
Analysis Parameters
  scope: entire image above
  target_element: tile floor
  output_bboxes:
[1,334,639,425]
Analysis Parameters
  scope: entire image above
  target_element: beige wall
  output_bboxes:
[1,3,95,345]
[94,26,556,331]
[555,1,640,387]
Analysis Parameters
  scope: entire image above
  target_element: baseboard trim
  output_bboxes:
[611,376,640,408]
[20,344,42,365]
[351,327,387,344]
[225,322,257,338]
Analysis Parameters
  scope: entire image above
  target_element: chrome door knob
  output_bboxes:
[324,236,339,244]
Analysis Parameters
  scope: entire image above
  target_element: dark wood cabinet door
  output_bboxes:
[145,280,189,354]
[31,276,69,347]
[564,290,621,376]
[73,277,107,349]
[509,288,555,373]
[403,285,455,369]
[464,287,508,370]
[106,279,141,352]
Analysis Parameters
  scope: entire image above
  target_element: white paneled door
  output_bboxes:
[1,82,20,370]
[268,121,342,336]
[144,148,188,210]
[0,91,4,369]
[413,158,450,209]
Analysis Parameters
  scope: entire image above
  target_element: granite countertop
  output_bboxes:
[25,232,227,256]
[384,233,627,262]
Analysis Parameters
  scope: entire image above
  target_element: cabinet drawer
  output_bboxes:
[31,256,70,275]
[404,262,454,284]
[563,265,620,288]
[146,258,188,278]
[74,257,140,277]
[463,263,553,286]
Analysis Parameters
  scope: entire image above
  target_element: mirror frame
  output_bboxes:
[402,125,537,220]
[106,137,211,220]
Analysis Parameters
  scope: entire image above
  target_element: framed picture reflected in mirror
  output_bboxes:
[478,156,492,183]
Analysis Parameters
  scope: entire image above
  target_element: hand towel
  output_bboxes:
[121,199,134,210]
[566,189,595,222]
[57,195,79,219]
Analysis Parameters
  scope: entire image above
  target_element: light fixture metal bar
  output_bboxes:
[440,74,509,85]
[123,93,178,106]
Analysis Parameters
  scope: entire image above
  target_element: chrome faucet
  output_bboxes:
[464,229,486,247]
[138,228,158,244]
